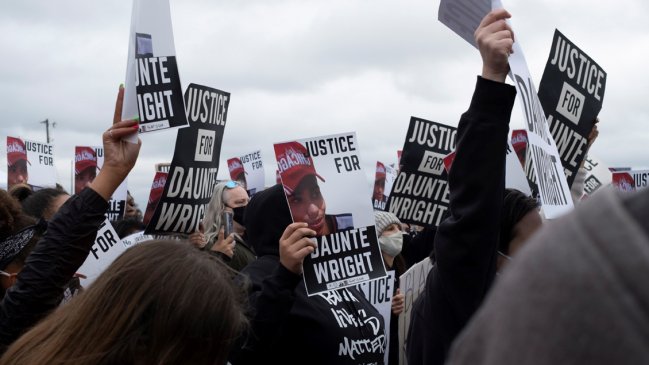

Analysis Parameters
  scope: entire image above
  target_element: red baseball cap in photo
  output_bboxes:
[511,130,528,154]
[375,162,386,181]
[274,141,324,196]
[227,157,246,180]
[75,146,98,175]
[7,137,29,167]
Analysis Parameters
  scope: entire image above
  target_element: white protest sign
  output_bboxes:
[356,270,395,365]
[122,0,187,142]
[612,169,649,192]
[7,136,56,189]
[398,257,433,365]
[274,133,387,295]
[77,220,128,287]
[508,39,574,217]
[227,149,265,196]
[121,231,154,248]
[438,0,573,218]
[582,155,611,197]
[505,140,532,195]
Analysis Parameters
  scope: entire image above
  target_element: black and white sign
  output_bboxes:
[386,117,456,227]
[145,84,229,235]
[538,30,607,187]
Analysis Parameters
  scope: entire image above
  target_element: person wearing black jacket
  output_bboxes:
[405,8,543,365]
[0,85,141,352]
[231,184,386,365]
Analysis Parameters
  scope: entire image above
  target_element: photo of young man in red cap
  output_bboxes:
[373,161,388,204]
[74,146,99,194]
[275,141,353,236]
[227,157,249,192]
[6,137,30,189]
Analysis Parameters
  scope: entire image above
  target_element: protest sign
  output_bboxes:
[438,0,574,218]
[398,257,433,365]
[274,132,387,295]
[372,161,397,211]
[121,0,187,141]
[227,149,265,195]
[75,146,128,220]
[7,136,56,189]
[145,84,228,235]
[155,162,171,173]
[143,171,167,226]
[582,155,611,197]
[77,220,127,287]
[356,270,396,365]
[612,169,649,192]
[538,30,606,187]
[386,117,456,227]
[121,231,154,248]
[511,129,528,169]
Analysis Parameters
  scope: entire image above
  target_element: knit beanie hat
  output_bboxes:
[374,211,402,237]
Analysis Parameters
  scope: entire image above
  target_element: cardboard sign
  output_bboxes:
[398,257,433,365]
[143,171,168,226]
[6,136,56,189]
[77,220,127,287]
[582,155,611,197]
[74,146,128,220]
[227,150,265,196]
[274,133,387,296]
[612,170,649,192]
[145,84,228,235]
[386,117,456,227]
[372,161,398,211]
[356,270,396,365]
[538,30,606,187]
[121,0,187,140]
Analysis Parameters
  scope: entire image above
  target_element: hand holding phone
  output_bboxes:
[222,211,234,238]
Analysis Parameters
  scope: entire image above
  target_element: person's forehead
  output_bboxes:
[226,186,248,202]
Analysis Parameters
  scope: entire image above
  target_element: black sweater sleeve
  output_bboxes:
[231,257,301,364]
[0,188,108,349]
[412,76,517,365]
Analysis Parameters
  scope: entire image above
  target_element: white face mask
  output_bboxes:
[379,231,403,257]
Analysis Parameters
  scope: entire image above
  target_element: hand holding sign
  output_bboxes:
[476,9,514,83]
[279,222,317,275]
[211,227,235,258]
[90,85,141,201]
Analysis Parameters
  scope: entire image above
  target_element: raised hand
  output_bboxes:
[475,8,515,83]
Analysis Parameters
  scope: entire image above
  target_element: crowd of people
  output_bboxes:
[1,8,647,365]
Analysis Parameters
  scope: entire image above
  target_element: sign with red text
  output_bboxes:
[6,136,56,189]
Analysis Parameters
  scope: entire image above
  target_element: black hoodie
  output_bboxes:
[231,184,386,365]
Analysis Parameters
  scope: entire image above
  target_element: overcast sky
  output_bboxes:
[1,0,648,209]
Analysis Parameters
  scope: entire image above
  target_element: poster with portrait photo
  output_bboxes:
[227,149,265,196]
[143,171,167,226]
[121,0,187,141]
[74,146,128,220]
[612,169,649,193]
[6,136,56,190]
[372,161,397,211]
[274,132,387,296]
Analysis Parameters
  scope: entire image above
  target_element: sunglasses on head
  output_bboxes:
[224,180,241,189]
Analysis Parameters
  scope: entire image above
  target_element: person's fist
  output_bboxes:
[391,288,405,315]
[475,8,514,83]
